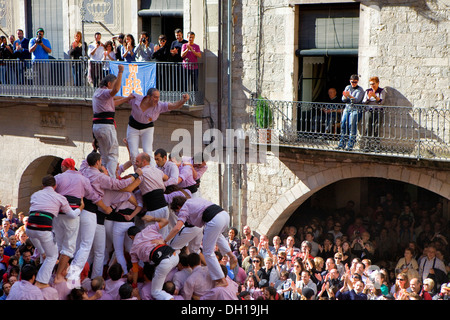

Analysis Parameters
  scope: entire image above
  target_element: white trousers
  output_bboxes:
[151,253,179,300]
[26,229,58,284]
[203,210,231,281]
[93,123,119,178]
[90,224,106,279]
[113,221,134,274]
[53,214,80,258]
[169,225,203,254]
[126,125,156,168]
[68,210,97,279]
[104,219,114,266]
[144,206,169,239]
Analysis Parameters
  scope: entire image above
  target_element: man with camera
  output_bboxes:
[29,28,52,86]
[135,31,154,62]
[29,28,51,60]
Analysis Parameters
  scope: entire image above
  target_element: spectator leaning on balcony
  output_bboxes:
[112,33,125,61]
[169,28,188,91]
[69,31,87,86]
[29,28,51,60]
[13,29,30,85]
[153,34,171,91]
[360,76,386,153]
[181,31,201,93]
[28,28,51,86]
[121,34,136,62]
[0,35,13,85]
[135,31,154,62]
[88,32,105,87]
[336,74,365,151]
[13,29,30,60]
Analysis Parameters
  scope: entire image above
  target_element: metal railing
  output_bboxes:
[250,98,450,161]
[0,59,204,105]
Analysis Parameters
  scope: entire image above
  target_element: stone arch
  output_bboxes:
[12,147,71,212]
[256,162,450,239]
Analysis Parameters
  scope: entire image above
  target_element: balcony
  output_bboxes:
[249,98,450,162]
[0,59,204,107]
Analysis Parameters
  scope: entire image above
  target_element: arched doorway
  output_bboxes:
[17,156,63,213]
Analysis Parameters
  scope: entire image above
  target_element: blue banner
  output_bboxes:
[109,61,156,97]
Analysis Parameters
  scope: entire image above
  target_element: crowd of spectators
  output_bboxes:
[0,187,449,301]
[1,27,201,92]
[228,192,450,300]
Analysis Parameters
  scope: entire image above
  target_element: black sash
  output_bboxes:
[149,244,175,266]
[106,208,135,223]
[142,189,167,211]
[202,204,224,223]
[27,211,55,231]
[83,198,98,213]
[93,112,115,125]
[128,115,154,130]
[185,184,199,194]
[59,195,81,215]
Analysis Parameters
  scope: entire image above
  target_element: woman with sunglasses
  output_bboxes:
[392,272,409,300]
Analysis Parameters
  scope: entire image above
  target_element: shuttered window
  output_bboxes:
[298,4,359,56]
[139,0,183,17]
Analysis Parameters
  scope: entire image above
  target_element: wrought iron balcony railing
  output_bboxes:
[250,98,450,161]
[0,59,204,105]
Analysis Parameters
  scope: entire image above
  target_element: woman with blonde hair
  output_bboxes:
[423,278,436,297]
[392,272,409,300]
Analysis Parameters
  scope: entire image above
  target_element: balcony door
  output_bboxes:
[297,3,359,102]
[26,0,64,59]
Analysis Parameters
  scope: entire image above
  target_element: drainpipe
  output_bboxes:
[226,0,233,217]
[217,0,223,208]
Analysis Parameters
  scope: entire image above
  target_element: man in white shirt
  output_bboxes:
[88,32,105,86]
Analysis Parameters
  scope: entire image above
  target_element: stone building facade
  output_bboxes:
[0,0,449,239]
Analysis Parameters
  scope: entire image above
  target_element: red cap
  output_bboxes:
[61,158,75,170]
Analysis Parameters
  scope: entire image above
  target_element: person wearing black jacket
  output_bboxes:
[152,34,171,91]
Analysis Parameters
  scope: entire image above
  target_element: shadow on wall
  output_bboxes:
[383,86,412,107]
[362,0,447,23]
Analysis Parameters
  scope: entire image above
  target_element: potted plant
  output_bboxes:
[255,96,273,143]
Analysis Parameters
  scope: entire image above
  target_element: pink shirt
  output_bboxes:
[130,94,169,124]
[52,280,74,300]
[92,87,115,114]
[183,156,208,179]
[41,286,60,300]
[101,190,133,211]
[105,278,127,300]
[139,165,166,195]
[130,222,163,264]
[80,164,134,199]
[55,169,98,203]
[181,43,201,68]
[139,281,154,300]
[176,197,216,228]
[158,160,179,187]
[164,189,192,205]
[177,165,197,189]
[7,280,44,300]
[182,265,213,300]
[88,289,114,300]
[29,186,80,218]
[200,276,239,300]
[172,268,192,294]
